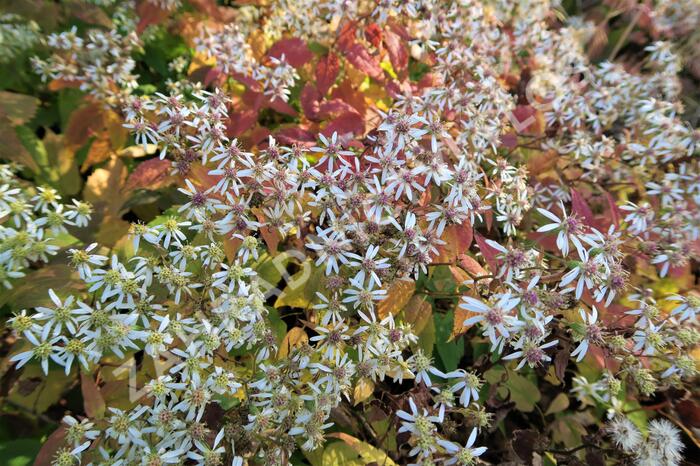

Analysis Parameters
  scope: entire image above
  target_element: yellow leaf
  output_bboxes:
[377,279,415,319]
[321,441,363,466]
[327,433,397,465]
[117,144,159,158]
[95,216,130,247]
[44,130,81,196]
[379,60,397,79]
[353,378,374,405]
[105,109,128,149]
[277,327,308,359]
[83,157,127,216]
[401,295,432,335]
[0,91,39,125]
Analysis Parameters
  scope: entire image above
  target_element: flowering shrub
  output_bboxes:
[1,0,699,465]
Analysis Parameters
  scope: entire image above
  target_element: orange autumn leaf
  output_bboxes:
[452,302,479,339]
[377,279,415,319]
[433,223,473,264]
[66,103,105,149]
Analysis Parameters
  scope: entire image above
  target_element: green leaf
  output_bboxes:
[254,252,294,294]
[485,367,541,412]
[141,27,189,78]
[308,41,329,55]
[275,260,324,309]
[545,393,570,416]
[58,88,85,128]
[15,126,49,171]
[0,438,42,466]
[266,306,288,343]
[505,370,541,412]
[8,364,74,413]
[302,445,324,466]
[413,317,435,357]
[434,310,464,371]
[0,265,82,309]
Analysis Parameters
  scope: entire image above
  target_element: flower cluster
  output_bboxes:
[0,13,40,64]
[0,163,92,290]
[196,25,299,102]
[31,26,141,106]
[3,0,699,465]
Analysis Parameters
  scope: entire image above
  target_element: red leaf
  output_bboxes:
[253,209,280,253]
[317,99,359,120]
[241,89,265,111]
[323,112,365,138]
[300,83,321,120]
[226,109,258,137]
[500,132,518,149]
[364,23,383,48]
[66,103,105,148]
[337,21,358,52]
[248,126,271,147]
[266,97,298,117]
[457,254,487,277]
[267,38,313,68]
[474,233,500,272]
[136,0,168,34]
[588,345,619,371]
[528,231,559,253]
[188,0,221,20]
[331,80,367,116]
[604,191,621,227]
[204,67,223,86]
[343,42,384,80]
[81,372,106,419]
[484,209,494,231]
[677,400,700,428]
[510,105,545,135]
[33,425,67,466]
[232,72,262,90]
[416,72,438,90]
[570,189,595,226]
[434,223,473,263]
[383,29,408,72]
[125,158,173,192]
[274,126,316,145]
[385,80,403,99]
[316,53,340,96]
